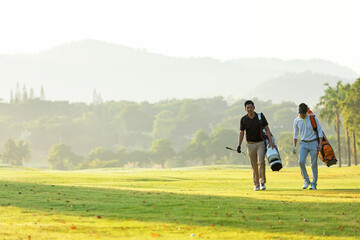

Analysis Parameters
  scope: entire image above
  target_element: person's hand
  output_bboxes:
[291,146,296,154]
[237,146,241,153]
[269,142,275,149]
[317,144,322,152]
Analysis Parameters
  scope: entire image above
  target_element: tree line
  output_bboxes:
[8,82,46,104]
[0,78,359,169]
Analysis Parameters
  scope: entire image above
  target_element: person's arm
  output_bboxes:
[264,125,275,148]
[238,130,244,147]
[238,117,245,153]
[293,138,298,147]
[261,113,274,148]
[315,116,324,151]
[237,130,245,153]
[292,118,299,153]
[317,137,323,151]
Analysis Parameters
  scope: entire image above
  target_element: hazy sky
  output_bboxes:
[0,0,359,73]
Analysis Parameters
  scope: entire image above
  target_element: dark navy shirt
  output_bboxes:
[240,112,268,142]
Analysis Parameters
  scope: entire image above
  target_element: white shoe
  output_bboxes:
[302,182,309,189]
[309,184,317,190]
[260,184,266,190]
[254,186,260,191]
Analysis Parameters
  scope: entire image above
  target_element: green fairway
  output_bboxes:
[0,165,359,239]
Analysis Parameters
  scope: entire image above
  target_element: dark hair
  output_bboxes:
[298,103,308,114]
[244,100,254,107]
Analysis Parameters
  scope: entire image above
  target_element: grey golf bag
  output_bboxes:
[258,113,283,171]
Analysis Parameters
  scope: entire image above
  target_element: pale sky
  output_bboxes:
[0,0,360,73]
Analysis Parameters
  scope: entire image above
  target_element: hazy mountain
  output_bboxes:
[248,71,349,107]
[228,58,358,80]
[0,39,358,103]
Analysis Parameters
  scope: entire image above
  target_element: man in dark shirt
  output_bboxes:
[237,100,274,191]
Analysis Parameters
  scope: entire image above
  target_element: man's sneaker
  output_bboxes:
[260,184,266,190]
[254,186,260,191]
[302,182,309,189]
[309,184,317,190]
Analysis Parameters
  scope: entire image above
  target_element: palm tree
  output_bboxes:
[316,81,347,167]
[342,78,360,166]
[341,83,352,166]
[353,132,358,166]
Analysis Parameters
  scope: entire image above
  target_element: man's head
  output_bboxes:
[244,100,255,115]
[298,103,308,118]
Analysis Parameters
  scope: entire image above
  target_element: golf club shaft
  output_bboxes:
[226,147,236,151]
[226,147,246,157]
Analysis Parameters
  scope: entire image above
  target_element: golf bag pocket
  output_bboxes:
[319,140,337,167]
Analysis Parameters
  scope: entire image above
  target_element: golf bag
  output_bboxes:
[307,108,337,167]
[265,136,283,171]
[258,113,283,171]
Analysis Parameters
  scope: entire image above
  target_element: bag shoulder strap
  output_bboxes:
[309,114,318,135]
[257,113,263,127]
[257,113,268,141]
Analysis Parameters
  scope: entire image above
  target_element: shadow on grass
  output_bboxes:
[1,181,359,238]
[268,188,360,192]
[126,176,189,182]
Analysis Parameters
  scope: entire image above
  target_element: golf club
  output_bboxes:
[226,147,246,157]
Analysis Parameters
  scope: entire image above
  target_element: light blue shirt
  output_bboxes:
[293,114,323,141]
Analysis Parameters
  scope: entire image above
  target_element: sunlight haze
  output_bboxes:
[0,0,359,73]
[0,0,359,103]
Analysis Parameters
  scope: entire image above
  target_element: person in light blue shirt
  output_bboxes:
[293,103,323,190]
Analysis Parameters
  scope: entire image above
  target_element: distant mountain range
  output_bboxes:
[248,72,346,107]
[0,39,358,106]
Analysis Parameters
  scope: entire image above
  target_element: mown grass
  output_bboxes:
[0,165,359,239]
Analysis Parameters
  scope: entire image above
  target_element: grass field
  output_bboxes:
[0,165,359,240]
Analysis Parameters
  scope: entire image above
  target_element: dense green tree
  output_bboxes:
[184,130,209,164]
[192,129,210,144]
[152,110,177,140]
[342,78,360,165]
[88,147,117,161]
[126,150,150,167]
[1,139,18,164]
[16,139,32,165]
[0,95,351,169]
[273,104,297,134]
[116,104,152,132]
[177,100,204,135]
[340,83,352,166]
[150,138,175,167]
[80,158,121,169]
[207,127,238,159]
[47,143,83,170]
[1,138,31,165]
[277,132,297,167]
[73,112,118,153]
[26,116,73,150]
[203,96,228,124]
